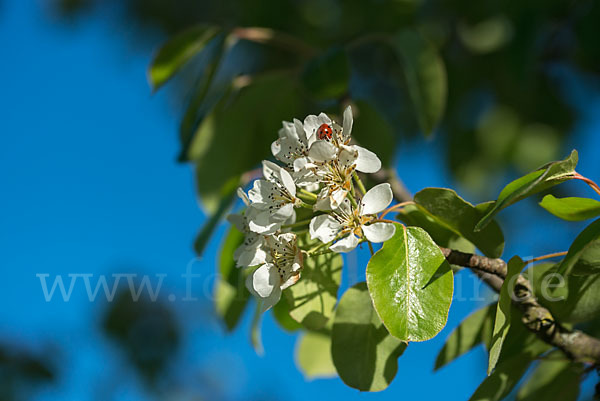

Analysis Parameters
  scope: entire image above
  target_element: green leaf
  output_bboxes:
[390,29,447,137]
[190,72,302,212]
[250,302,264,355]
[540,195,600,222]
[488,256,525,375]
[475,150,578,231]
[470,316,551,401]
[397,204,475,254]
[301,47,350,100]
[366,224,454,341]
[331,283,407,392]
[178,35,228,162]
[526,262,600,324]
[214,227,250,331]
[194,176,238,254]
[149,25,220,90]
[516,357,583,401]
[351,101,396,167]
[272,297,303,332]
[414,188,505,258]
[285,251,342,330]
[557,218,600,277]
[435,303,495,370]
[470,352,534,401]
[296,332,337,380]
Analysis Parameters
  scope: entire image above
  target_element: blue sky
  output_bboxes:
[1,1,600,400]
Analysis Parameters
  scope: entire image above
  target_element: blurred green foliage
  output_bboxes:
[56,0,600,197]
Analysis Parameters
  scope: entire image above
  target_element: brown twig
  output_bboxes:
[440,247,600,364]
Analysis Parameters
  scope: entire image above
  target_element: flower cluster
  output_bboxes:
[229,107,396,311]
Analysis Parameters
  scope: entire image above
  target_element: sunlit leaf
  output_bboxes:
[476,150,578,231]
[390,29,447,137]
[539,195,600,222]
[331,283,407,392]
[397,204,475,254]
[149,25,220,90]
[414,188,505,258]
[285,251,342,330]
[488,256,525,375]
[296,332,337,380]
[366,224,453,341]
[435,303,495,370]
[516,356,583,401]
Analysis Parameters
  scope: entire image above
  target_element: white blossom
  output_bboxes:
[246,233,303,311]
[227,189,268,267]
[271,119,315,172]
[304,107,381,209]
[247,161,301,234]
[309,183,396,253]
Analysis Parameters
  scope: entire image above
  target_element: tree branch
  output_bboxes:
[375,169,600,364]
[441,247,600,364]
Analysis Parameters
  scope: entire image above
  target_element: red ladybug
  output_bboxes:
[317,123,333,140]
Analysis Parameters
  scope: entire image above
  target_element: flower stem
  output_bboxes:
[348,194,359,209]
[306,241,332,255]
[353,172,367,195]
[297,192,316,204]
[368,241,375,256]
[299,188,318,199]
[299,202,314,210]
[524,251,568,265]
[572,172,600,197]
[310,249,334,257]
[380,201,415,219]
[371,218,397,224]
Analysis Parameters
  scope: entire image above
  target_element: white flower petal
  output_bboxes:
[262,160,281,182]
[280,272,300,290]
[259,286,282,312]
[252,264,279,298]
[362,222,396,243]
[338,146,358,168]
[237,187,250,206]
[309,215,343,243]
[293,157,309,172]
[272,203,294,221]
[343,105,353,139]
[330,234,359,253]
[226,213,245,231]
[361,183,393,215]
[248,180,270,207]
[271,140,282,159]
[294,118,307,144]
[308,141,337,162]
[279,168,296,197]
[354,145,381,173]
[248,210,282,234]
[330,188,348,209]
[236,244,267,267]
[245,271,259,297]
